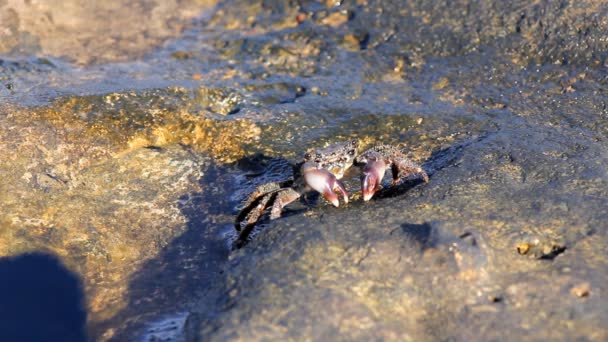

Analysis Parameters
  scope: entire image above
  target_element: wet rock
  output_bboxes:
[170,51,192,60]
[320,11,350,28]
[342,31,369,51]
[245,82,306,105]
[196,86,243,115]
[570,282,591,298]
[0,87,259,338]
[213,0,608,66]
[191,219,494,340]
[516,242,531,255]
[1,0,608,340]
[516,239,567,260]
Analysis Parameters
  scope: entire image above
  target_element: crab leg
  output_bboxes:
[391,157,429,184]
[234,186,302,247]
[270,188,301,219]
[236,191,276,232]
[302,162,349,207]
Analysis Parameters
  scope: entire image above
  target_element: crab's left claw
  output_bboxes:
[361,160,386,201]
[302,163,349,207]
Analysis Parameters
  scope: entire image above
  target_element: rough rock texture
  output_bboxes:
[0,90,260,340]
[186,0,608,340]
[210,0,608,66]
[0,0,607,341]
[0,0,218,64]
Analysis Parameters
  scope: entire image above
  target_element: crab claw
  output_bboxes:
[361,160,386,201]
[420,169,430,183]
[302,163,349,207]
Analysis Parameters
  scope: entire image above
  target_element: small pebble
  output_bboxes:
[516,242,530,255]
[570,282,591,298]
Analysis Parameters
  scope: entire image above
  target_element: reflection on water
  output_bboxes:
[142,311,189,342]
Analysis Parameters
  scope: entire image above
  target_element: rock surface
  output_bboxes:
[0,0,218,64]
[0,0,607,341]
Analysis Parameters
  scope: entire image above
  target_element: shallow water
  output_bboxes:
[1,0,607,340]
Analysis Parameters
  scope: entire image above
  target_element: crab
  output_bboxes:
[235,139,429,245]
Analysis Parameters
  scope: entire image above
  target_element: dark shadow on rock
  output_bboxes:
[95,149,319,339]
[538,245,567,260]
[392,222,487,271]
[95,161,238,341]
[0,252,87,342]
[423,133,495,176]
[373,177,428,200]
[374,134,494,200]
[232,153,310,248]
[391,222,434,246]
[97,134,498,338]
[392,221,480,249]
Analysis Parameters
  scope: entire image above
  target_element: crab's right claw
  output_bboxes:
[303,167,348,207]
[361,160,386,201]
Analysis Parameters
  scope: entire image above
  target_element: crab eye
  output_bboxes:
[315,153,322,160]
[348,150,356,156]
[304,153,311,160]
